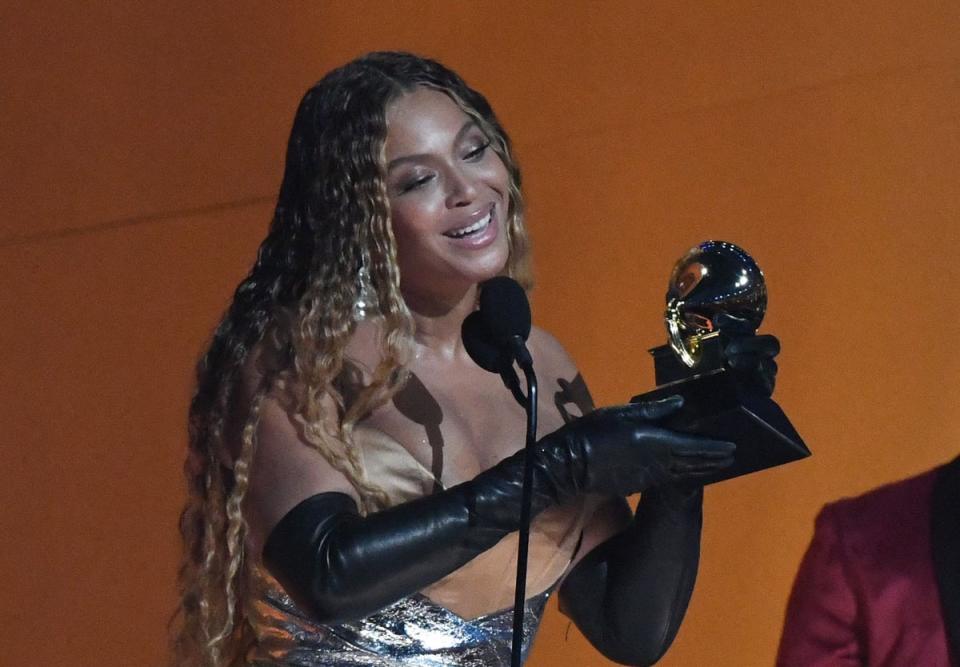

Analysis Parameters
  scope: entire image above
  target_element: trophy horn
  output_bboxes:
[665,240,767,368]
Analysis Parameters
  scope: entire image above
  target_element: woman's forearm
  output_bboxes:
[558,488,704,666]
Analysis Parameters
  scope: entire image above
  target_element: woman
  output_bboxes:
[172,51,774,666]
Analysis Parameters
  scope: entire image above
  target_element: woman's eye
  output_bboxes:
[464,141,490,161]
[400,174,434,193]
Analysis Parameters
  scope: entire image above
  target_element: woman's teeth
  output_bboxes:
[446,212,491,238]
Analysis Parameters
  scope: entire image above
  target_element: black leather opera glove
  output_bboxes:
[263,397,735,624]
[549,319,779,666]
[558,486,703,667]
[715,312,780,397]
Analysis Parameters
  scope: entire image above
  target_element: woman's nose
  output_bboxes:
[445,169,480,208]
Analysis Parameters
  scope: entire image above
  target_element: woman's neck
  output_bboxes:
[404,283,478,361]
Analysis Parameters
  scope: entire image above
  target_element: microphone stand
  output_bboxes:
[505,337,537,667]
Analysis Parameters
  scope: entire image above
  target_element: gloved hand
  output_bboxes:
[472,395,735,531]
[551,395,737,493]
[715,312,780,397]
[264,396,736,624]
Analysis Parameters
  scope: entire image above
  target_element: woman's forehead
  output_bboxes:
[384,88,474,160]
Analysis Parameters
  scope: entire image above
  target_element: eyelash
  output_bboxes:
[400,175,433,193]
[465,140,491,161]
[397,140,492,194]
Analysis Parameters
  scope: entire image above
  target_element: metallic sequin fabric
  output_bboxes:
[248,576,550,666]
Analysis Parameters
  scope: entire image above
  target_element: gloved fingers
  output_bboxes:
[673,463,733,478]
[761,358,778,386]
[726,351,756,371]
[727,353,778,374]
[724,334,780,360]
[667,435,736,458]
[590,403,645,422]
[671,451,736,468]
[601,395,684,422]
[671,450,736,473]
[633,394,684,421]
[726,354,777,396]
[757,358,778,389]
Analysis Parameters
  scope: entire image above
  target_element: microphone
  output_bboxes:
[462,276,533,373]
[461,311,511,373]
[460,276,538,667]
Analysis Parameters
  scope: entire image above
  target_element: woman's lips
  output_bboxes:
[445,210,492,238]
[443,205,498,248]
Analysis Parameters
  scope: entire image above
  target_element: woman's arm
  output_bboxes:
[549,322,779,666]
[259,399,731,624]
[243,369,733,626]
[558,488,703,666]
[527,328,703,665]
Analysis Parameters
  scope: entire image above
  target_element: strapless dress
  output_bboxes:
[247,425,593,665]
[248,571,552,666]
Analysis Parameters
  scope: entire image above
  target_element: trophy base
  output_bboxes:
[632,343,810,485]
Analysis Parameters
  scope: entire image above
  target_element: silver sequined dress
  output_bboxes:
[248,571,552,666]
[247,427,592,666]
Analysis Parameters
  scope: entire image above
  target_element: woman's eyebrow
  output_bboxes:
[387,120,480,171]
[454,119,480,142]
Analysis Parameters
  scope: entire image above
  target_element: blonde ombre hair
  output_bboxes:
[171,52,531,666]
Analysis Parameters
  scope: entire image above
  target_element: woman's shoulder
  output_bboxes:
[527,325,578,374]
[527,326,594,415]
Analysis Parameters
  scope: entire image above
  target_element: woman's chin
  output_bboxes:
[469,245,511,282]
[432,255,509,291]
[463,260,510,287]
[398,250,509,305]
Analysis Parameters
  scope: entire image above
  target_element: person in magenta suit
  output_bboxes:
[777,455,960,666]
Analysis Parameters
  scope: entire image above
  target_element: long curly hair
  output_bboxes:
[170,52,531,666]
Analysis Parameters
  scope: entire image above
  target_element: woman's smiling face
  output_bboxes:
[384,87,510,307]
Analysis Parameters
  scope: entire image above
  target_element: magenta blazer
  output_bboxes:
[777,457,960,666]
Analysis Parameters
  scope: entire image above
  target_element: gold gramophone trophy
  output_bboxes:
[633,241,809,484]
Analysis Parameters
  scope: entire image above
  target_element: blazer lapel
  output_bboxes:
[932,455,960,664]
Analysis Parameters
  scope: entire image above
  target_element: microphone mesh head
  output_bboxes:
[461,311,509,373]
[477,277,532,343]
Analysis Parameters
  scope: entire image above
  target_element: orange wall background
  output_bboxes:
[2,3,959,665]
